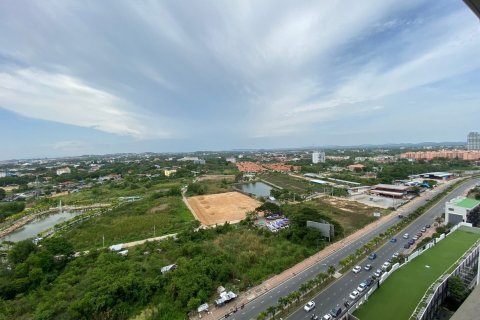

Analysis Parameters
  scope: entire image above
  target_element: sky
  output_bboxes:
[0,0,480,159]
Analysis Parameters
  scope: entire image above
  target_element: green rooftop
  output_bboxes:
[454,198,480,209]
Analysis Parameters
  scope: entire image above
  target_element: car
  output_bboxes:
[364,277,374,287]
[403,233,409,239]
[426,224,431,228]
[412,235,418,241]
[304,301,316,312]
[421,227,426,232]
[349,290,360,300]
[382,262,391,270]
[392,252,400,258]
[398,214,404,218]
[352,266,362,274]
[404,243,411,249]
[364,264,372,271]
[368,253,377,260]
[408,239,415,245]
[329,307,342,318]
[416,232,423,237]
[373,269,382,278]
[311,314,319,320]
[322,314,333,320]
[390,238,397,243]
[357,282,368,292]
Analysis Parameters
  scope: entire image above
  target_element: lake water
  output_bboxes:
[238,181,274,197]
[0,211,82,243]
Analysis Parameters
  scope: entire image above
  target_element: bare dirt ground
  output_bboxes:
[187,191,260,225]
[196,174,235,182]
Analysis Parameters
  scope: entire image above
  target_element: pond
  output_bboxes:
[238,181,274,197]
[0,211,83,243]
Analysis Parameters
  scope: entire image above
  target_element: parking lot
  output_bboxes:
[349,194,406,209]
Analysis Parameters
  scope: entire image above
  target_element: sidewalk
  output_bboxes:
[193,180,457,320]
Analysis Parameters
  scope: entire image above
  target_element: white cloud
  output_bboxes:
[0,68,170,138]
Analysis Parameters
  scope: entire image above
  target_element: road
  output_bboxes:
[225,178,478,320]
[286,178,479,320]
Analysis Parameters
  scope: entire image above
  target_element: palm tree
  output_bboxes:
[266,305,277,319]
[316,272,328,284]
[278,296,289,311]
[257,311,267,320]
[299,283,309,296]
[328,265,336,277]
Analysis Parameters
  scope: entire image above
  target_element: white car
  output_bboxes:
[352,265,362,274]
[403,233,409,239]
[304,301,316,312]
[382,262,391,270]
[349,290,360,300]
[357,282,367,292]
[392,252,399,258]
[322,314,333,320]
[413,235,418,241]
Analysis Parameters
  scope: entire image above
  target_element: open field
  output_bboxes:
[260,173,316,194]
[196,174,235,182]
[354,228,480,320]
[284,196,390,235]
[62,196,194,250]
[187,191,260,225]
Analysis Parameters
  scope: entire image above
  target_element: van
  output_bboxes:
[329,307,342,318]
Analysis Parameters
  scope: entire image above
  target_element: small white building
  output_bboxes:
[56,167,71,176]
[312,151,325,164]
[445,197,480,225]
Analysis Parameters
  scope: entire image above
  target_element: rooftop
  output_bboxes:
[453,198,480,209]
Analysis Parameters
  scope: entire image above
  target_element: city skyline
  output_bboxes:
[1,0,480,159]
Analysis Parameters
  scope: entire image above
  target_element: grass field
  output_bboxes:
[283,197,390,235]
[354,227,480,320]
[62,196,195,250]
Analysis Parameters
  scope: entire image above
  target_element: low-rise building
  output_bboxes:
[164,169,177,177]
[56,167,71,176]
[445,197,480,225]
[370,184,411,198]
[347,164,366,171]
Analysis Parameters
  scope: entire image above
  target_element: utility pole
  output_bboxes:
[154,224,156,237]
[102,235,105,248]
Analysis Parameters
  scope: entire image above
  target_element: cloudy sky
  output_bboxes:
[1,0,479,159]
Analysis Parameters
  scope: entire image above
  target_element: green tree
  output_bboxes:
[8,239,36,264]
[447,276,469,310]
[0,187,5,200]
[327,265,336,277]
[266,305,277,319]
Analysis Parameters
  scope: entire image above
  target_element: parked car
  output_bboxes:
[382,262,391,270]
[408,239,415,245]
[398,214,404,218]
[329,307,342,318]
[357,282,368,292]
[404,243,411,249]
[426,224,431,228]
[403,233,409,239]
[368,253,377,260]
[311,314,319,320]
[373,269,382,278]
[390,238,397,243]
[364,277,374,287]
[412,235,418,241]
[352,266,362,274]
[304,301,316,312]
[322,314,333,320]
[416,232,423,237]
[343,300,352,308]
[349,290,360,300]
[392,252,400,258]
[364,264,372,271]
[421,227,426,232]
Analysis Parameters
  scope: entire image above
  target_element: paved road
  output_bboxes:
[287,178,479,320]
[226,178,478,320]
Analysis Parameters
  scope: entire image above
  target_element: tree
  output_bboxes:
[266,305,277,319]
[8,239,37,264]
[299,283,309,296]
[327,265,336,277]
[0,187,5,200]
[447,276,469,310]
[257,311,267,320]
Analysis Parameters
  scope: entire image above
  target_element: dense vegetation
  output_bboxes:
[0,201,26,222]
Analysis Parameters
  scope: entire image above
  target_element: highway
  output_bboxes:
[226,178,479,320]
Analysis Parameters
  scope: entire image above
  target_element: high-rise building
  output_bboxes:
[312,151,325,164]
[467,132,480,150]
